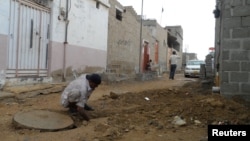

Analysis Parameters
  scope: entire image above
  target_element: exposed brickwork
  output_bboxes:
[215,0,250,101]
[107,0,180,80]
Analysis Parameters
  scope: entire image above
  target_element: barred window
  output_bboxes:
[116,9,122,21]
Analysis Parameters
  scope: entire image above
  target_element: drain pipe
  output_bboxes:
[212,86,220,93]
[212,1,222,94]
[212,72,220,93]
[62,0,69,82]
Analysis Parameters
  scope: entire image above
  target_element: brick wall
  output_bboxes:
[107,0,170,79]
[107,0,141,78]
[216,0,250,101]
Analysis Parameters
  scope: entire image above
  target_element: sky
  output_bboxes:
[117,0,216,60]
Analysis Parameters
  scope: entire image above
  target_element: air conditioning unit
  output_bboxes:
[33,0,49,7]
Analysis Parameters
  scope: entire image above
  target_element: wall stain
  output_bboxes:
[74,0,85,9]
[117,40,131,46]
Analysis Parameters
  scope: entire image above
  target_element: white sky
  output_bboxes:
[117,0,216,60]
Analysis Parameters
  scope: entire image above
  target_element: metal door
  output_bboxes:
[7,0,50,77]
[154,41,159,64]
[143,41,149,72]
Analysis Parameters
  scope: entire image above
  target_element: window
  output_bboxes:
[116,9,122,21]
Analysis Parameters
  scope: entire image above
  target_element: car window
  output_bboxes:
[187,61,205,65]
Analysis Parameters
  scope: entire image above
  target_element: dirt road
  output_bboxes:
[0,73,250,141]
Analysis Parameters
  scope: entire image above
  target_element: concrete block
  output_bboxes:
[223,28,231,38]
[231,51,249,60]
[223,9,232,18]
[205,66,213,72]
[221,61,240,71]
[242,83,250,93]
[224,1,232,9]
[230,72,249,82]
[242,39,250,50]
[223,17,241,28]
[232,28,250,38]
[232,6,250,17]
[241,62,250,71]
[232,0,243,7]
[242,16,250,26]
[221,72,229,83]
[221,83,239,93]
[223,39,241,49]
[222,50,230,60]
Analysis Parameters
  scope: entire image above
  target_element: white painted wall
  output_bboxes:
[0,0,10,34]
[50,0,66,42]
[50,0,109,51]
[0,0,110,78]
[49,0,110,74]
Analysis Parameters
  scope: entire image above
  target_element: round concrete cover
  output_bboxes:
[13,109,74,131]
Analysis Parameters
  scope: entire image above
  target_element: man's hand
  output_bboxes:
[77,106,90,121]
[84,104,94,111]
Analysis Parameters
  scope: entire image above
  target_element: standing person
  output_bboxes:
[61,73,101,121]
[169,51,180,80]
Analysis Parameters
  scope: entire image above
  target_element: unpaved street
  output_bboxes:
[0,73,250,141]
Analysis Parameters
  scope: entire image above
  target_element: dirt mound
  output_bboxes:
[83,80,250,140]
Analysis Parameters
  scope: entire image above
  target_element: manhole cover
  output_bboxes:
[13,109,74,131]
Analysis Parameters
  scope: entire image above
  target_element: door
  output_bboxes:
[143,41,149,72]
[154,41,159,64]
[7,0,50,77]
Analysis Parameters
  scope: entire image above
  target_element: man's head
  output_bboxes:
[86,73,101,90]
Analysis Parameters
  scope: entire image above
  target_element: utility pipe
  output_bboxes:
[62,0,69,81]
[139,0,144,73]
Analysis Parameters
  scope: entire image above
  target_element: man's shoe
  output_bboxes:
[84,104,94,111]
[69,108,77,113]
[68,108,78,116]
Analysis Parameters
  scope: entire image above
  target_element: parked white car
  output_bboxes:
[184,60,205,77]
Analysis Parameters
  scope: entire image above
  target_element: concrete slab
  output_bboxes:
[13,110,74,131]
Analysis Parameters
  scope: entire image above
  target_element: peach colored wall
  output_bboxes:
[49,41,107,74]
[48,41,64,73]
[0,34,8,70]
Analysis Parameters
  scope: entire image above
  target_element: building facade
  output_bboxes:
[142,20,168,74]
[106,0,141,80]
[0,0,183,86]
[214,0,250,101]
[165,26,183,71]
[107,0,170,81]
[0,0,110,85]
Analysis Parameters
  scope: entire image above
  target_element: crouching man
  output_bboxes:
[61,73,101,121]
